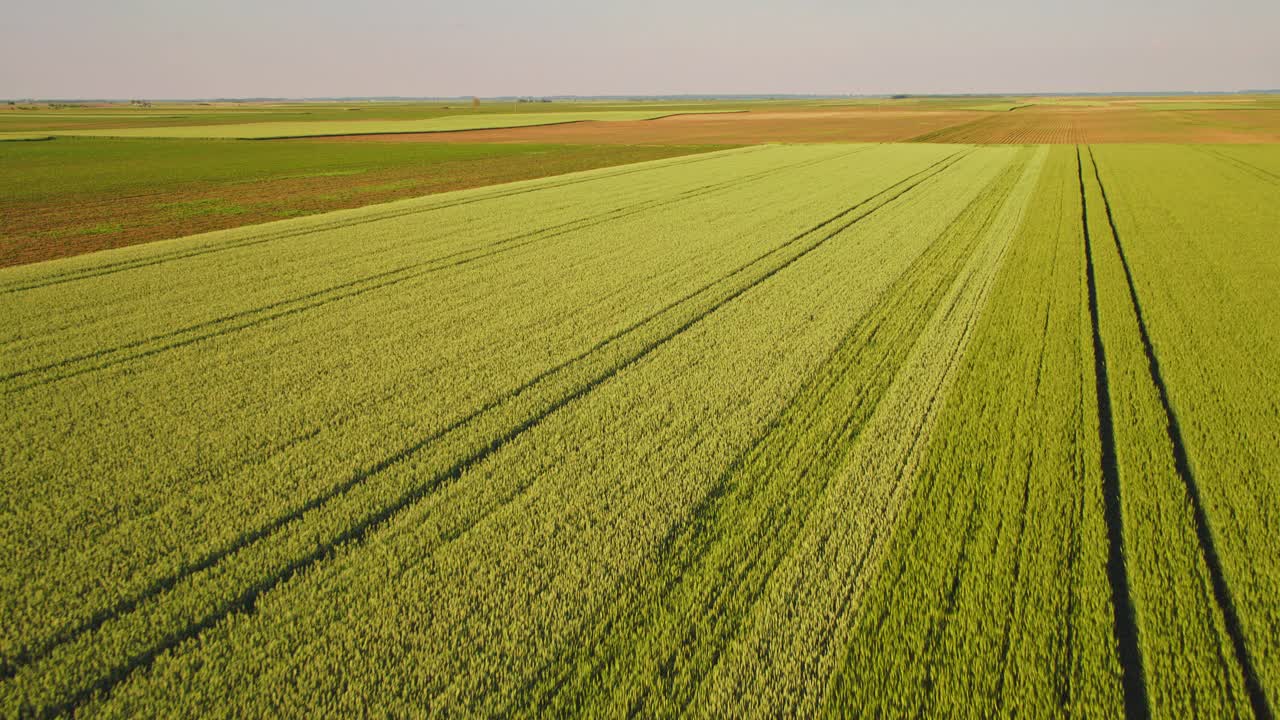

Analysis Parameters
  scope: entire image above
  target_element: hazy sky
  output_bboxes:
[4,0,1278,98]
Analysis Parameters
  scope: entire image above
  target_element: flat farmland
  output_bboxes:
[313,108,992,144]
[324,103,1280,145]
[3,142,1277,717]
[0,139,724,267]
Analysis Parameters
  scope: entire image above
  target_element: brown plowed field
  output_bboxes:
[309,106,1280,145]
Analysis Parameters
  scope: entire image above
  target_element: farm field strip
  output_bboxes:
[695,147,1042,716]
[0,143,897,624]
[2,142,1278,716]
[0,145,900,663]
[0,141,733,267]
[7,111,740,140]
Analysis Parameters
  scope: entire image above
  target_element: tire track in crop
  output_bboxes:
[402,148,975,574]
[3,147,870,392]
[1078,145,1152,720]
[12,151,971,715]
[3,145,767,292]
[520,152,1019,715]
[0,147,816,357]
[1194,147,1280,186]
[804,220,1011,714]
[0,145,878,676]
[1088,147,1274,720]
[0,146,770,294]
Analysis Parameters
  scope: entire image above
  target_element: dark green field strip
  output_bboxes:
[1,146,868,390]
[0,145,767,293]
[0,140,743,268]
[521,148,1031,717]
[1,149,971,714]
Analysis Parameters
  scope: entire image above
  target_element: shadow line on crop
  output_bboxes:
[1078,145,1152,720]
[28,149,971,718]
[1089,147,1274,720]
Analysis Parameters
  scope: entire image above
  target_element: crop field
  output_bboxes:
[0,111,739,140]
[345,103,1280,146]
[2,141,1277,717]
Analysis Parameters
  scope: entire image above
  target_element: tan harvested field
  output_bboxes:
[310,105,1280,145]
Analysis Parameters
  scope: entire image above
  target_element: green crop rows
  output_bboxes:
[1,143,1277,717]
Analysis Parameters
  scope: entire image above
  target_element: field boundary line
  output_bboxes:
[1088,146,1274,720]
[10,150,971,714]
[1077,145,1151,720]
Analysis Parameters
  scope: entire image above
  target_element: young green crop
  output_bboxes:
[1,141,1277,717]
[826,146,1124,717]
